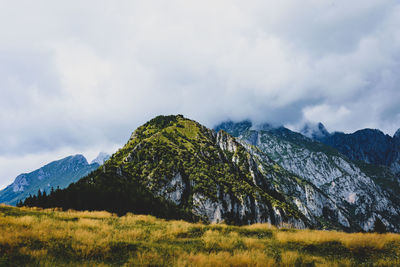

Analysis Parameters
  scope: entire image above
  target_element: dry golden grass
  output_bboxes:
[0,205,399,266]
[242,237,266,250]
[177,250,276,267]
[131,251,170,266]
[202,230,242,250]
[275,229,400,250]
[243,223,277,231]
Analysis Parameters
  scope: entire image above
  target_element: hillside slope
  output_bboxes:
[23,115,311,227]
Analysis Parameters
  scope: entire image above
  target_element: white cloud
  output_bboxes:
[1,0,400,186]
[303,104,351,131]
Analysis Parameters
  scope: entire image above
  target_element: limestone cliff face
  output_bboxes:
[240,142,353,230]
[216,121,400,232]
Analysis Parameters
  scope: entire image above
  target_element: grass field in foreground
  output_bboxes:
[0,205,399,266]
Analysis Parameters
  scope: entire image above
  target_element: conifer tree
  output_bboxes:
[373,217,387,234]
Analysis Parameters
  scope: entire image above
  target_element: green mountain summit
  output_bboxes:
[23,115,308,226]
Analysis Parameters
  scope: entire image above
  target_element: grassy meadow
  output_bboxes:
[0,205,399,266]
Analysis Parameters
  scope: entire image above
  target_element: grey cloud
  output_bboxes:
[1,0,400,185]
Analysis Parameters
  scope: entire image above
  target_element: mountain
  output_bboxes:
[0,155,100,205]
[21,115,400,231]
[301,123,400,175]
[23,115,330,227]
[91,152,110,165]
[216,120,400,232]
[300,122,330,139]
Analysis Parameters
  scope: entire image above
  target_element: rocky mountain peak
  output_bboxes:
[70,154,88,165]
[91,152,111,165]
[62,155,89,170]
[300,122,330,139]
[353,128,385,137]
[317,122,328,133]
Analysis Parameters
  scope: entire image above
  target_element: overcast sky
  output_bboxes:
[1,0,400,189]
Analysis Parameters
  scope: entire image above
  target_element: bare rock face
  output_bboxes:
[158,172,186,205]
[12,175,29,193]
[216,121,400,232]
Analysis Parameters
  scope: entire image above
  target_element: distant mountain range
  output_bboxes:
[301,122,400,174]
[0,153,109,205]
[21,115,400,232]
